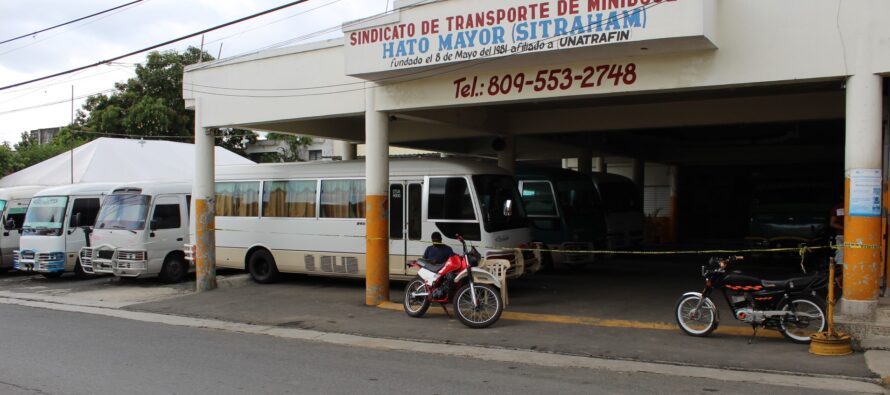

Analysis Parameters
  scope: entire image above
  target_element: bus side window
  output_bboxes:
[69,198,101,227]
[152,204,182,229]
[408,184,422,240]
[389,184,403,239]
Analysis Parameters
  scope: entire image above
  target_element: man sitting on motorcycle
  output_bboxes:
[423,232,455,265]
[423,232,457,300]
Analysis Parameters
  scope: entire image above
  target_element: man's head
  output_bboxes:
[431,232,443,243]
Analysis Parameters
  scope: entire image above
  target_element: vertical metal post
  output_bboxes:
[595,157,607,173]
[669,165,679,243]
[365,84,389,305]
[71,85,74,184]
[193,97,217,292]
[840,74,883,319]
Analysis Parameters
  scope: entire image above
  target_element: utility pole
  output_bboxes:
[70,85,74,184]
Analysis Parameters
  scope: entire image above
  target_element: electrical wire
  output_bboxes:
[0,0,150,56]
[0,0,312,92]
[0,0,143,45]
[0,89,115,116]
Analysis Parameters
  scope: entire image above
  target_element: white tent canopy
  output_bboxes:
[0,137,254,187]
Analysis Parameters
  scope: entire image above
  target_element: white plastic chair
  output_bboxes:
[479,258,511,306]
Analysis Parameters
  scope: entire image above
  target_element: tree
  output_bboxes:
[266,133,313,162]
[74,46,257,156]
[7,127,89,175]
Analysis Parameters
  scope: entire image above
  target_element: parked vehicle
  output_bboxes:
[516,166,606,267]
[0,186,45,272]
[80,181,192,283]
[747,182,835,248]
[589,173,644,250]
[188,159,538,284]
[675,256,828,343]
[14,183,115,278]
[403,234,504,328]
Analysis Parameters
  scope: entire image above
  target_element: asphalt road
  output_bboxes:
[0,304,862,395]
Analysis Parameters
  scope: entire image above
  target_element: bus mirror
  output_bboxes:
[4,218,13,230]
[150,219,158,230]
[73,212,82,228]
[503,199,514,217]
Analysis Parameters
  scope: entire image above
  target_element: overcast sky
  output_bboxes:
[0,0,390,146]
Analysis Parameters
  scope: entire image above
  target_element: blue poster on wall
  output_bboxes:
[849,169,882,217]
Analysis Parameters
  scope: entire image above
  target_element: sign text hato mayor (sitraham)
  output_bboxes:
[348,0,672,70]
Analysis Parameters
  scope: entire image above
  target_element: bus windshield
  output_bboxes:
[473,175,527,232]
[23,196,68,236]
[96,194,151,230]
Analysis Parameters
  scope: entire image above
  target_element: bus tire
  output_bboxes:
[248,249,280,284]
[159,254,188,283]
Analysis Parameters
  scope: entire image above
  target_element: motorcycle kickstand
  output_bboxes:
[440,303,452,318]
[747,326,758,345]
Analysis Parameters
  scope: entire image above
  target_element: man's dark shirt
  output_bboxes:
[422,243,455,265]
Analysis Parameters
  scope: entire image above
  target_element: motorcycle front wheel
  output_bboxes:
[778,295,826,344]
[403,277,430,318]
[455,283,503,329]
[675,294,719,337]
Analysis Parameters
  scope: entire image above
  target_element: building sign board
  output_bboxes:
[343,0,713,76]
[849,168,882,217]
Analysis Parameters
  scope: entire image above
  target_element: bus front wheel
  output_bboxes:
[248,249,280,284]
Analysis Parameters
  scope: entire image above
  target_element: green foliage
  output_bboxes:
[73,46,256,155]
[266,133,313,162]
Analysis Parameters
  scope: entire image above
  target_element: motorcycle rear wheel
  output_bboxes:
[778,295,826,344]
[455,283,503,329]
[403,277,430,318]
[675,294,719,337]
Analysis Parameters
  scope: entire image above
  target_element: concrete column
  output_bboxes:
[334,140,356,161]
[365,85,389,306]
[561,158,570,169]
[577,151,593,175]
[193,98,217,292]
[632,158,645,193]
[840,74,884,320]
[595,157,607,173]
[497,135,516,174]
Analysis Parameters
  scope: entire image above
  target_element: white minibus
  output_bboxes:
[0,186,45,272]
[80,181,192,282]
[190,159,538,283]
[15,183,115,278]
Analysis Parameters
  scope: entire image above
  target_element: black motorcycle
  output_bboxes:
[675,256,827,343]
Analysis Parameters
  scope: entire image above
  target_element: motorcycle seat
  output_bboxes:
[416,258,445,273]
[761,273,820,290]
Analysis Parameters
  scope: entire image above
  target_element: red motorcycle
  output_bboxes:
[403,235,504,328]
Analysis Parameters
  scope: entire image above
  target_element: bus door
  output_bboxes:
[389,182,423,276]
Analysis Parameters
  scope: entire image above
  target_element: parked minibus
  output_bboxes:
[14,183,115,278]
[188,159,538,283]
[0,186,45,272]
[589,173,644,250]
[516,166,607,268]
[80,181,192,283]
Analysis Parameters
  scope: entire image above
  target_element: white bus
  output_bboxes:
[15,183,115,278]
[80,181,192,283]
[0,186,45,272]
[193,159,538,283]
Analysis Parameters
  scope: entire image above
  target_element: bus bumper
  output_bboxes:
[14,250,65,273]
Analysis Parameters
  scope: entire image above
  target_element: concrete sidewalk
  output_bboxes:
[125,261,875,381]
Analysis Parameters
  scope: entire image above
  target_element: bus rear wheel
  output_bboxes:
[248,249,280,284]
[159,255,188,283]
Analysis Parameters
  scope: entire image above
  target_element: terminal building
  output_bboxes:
[182,0,890,337]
